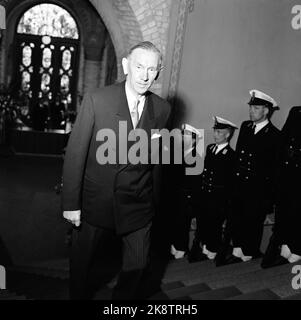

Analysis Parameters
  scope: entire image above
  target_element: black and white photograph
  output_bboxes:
[0,0,301,310]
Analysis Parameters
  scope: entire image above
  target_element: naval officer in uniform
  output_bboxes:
[223,90,281,265]
[188,116,237,263]
[261,106,301,268]
[170,124,203,259]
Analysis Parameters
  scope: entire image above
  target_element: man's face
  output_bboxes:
[213,128,230,145]
[249,105,268,123]
[122,48,160,97]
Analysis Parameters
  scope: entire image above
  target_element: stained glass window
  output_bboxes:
[17,3,79,39]
[22,46,32,67]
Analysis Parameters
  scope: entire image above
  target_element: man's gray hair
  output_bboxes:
[127,41,162,69]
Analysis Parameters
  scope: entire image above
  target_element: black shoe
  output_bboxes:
[261,235,284,268]
[215,244,233,267]
[223,254,243,265]
[215,252,228,267]
[253,251,263,259]
[188,250,208,263]
[261,254,288,269]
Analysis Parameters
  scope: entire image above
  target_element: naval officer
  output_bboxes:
[261,106,301,268]
[188,116,237,264]
[223,90,281,265]
[170,124,203,259]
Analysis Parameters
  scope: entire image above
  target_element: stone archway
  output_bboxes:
[2,0,118,101]
[89,0,173,95]
[2,0,191,100]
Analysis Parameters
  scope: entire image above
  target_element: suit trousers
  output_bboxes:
[69,220,152,300]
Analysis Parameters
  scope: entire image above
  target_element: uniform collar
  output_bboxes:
[254,119,269,134]
[215,142,228,154]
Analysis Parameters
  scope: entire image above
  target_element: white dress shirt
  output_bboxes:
[253,119,269,134]
[125,82,145,123]
[215,142,228,154]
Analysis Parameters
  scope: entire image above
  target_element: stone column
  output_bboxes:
[83,32,104,93]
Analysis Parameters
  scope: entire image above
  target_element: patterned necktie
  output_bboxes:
[252,123,256,134]
[131,99,139,128]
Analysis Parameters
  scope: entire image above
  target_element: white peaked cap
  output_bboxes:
[0,6,5,30]
[249,89,278,108]
[182,123,202,137]
[213,116,238,129]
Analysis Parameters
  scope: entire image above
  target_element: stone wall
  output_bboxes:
[90,0,173,95]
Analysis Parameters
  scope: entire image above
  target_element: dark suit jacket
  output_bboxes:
[62,81,171,235]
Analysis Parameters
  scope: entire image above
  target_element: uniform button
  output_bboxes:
[236,172,240,176]
[187,195,191,198]
[249,153,252,156]
[242,150,245,154]
[239,158,242,161]
[245,176,249,180]
[285,161,288,165]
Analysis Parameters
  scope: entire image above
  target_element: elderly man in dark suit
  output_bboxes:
[62,41,171,300]
[261,106,301,268]
[222,90,281,265]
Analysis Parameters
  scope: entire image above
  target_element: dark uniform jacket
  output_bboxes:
[201,143,236,195]
[273,107,301,252]
[234,120,281,198]
[277,107,301,192]
[62,81,171,235]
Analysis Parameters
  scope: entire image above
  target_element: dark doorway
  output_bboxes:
[13,3,80,131]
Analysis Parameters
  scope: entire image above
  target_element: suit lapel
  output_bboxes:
[115,81,134,131]
[115,84,156,172]
[115,84,156,132]
[137,93,156,133]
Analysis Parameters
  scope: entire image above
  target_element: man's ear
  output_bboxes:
[154,66,164,81]
[122,57,129,75]
[263,106,269,116]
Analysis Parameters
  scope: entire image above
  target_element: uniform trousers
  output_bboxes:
[69,220,152,300]
[274,188,301,256]
[172,188,200,252]
[229,184,271,256]
[196,190,228,253]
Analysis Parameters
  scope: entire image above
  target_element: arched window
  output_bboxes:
[17,4,79,39]
[14,3,80,131]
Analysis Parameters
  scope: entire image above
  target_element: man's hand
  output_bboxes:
[63,210,81,227]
